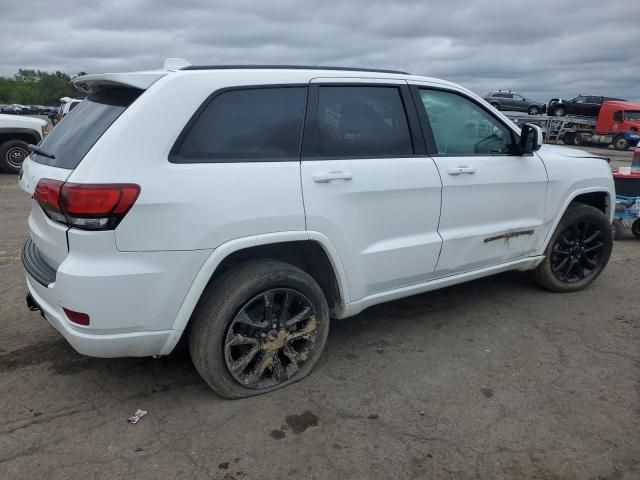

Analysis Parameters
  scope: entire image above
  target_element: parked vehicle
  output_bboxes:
[1,104,23,115]
[56,97,82,121]
[548,95,625,117]
[484,90,546,115]
[20,60,615,398]
[561,101,640,150]
[0,113,48,173]
[612,161,640,239]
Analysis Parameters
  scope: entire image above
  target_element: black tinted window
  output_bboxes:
[174,87,306,162]
[32,88,141,169]
[307,86,413,157]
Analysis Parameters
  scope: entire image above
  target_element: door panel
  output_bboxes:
[414,85,548,275]
[433,155,547,274]
[300,80,443,301]
[302,158,442,299]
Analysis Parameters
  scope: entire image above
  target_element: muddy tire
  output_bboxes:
[532,204,612,292]
[189,259,330,398]
[0,140,30,174]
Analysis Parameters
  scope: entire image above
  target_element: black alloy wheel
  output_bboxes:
[224,288,319,389]
[549,221,606,283]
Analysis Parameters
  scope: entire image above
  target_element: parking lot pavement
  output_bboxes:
[0,170,638,480]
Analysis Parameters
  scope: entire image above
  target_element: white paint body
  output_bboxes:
[19,67,614,357]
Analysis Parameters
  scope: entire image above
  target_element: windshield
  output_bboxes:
[33,88,141,169]
[624,111,640,121]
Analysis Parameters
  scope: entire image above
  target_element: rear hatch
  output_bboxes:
[19,87,145,270]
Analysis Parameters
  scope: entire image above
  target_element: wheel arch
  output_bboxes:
[0,128,41,146]
[540,188,613,253]
[161,232,350,354]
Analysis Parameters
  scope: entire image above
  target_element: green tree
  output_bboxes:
[0,69,81,106]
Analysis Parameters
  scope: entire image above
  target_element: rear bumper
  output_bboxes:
[21,234,210,358]
[26,275,177,358]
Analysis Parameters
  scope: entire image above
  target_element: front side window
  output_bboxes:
[419,89,515,155]
[624,111,640,121]
[174,87,307,162]
[307,86,414,158]
[572,96,587,104]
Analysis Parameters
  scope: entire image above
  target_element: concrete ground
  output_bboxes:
[0,147,638,480]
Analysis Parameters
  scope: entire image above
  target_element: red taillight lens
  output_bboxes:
[33,179,66,223]
[33,179,140,230]
[63,308,90,326]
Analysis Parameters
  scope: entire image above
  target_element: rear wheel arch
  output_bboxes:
[166,235,348,346]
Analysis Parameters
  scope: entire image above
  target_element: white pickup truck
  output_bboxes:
[0,113,48,173]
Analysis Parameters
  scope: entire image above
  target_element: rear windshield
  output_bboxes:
[32,88,141,169]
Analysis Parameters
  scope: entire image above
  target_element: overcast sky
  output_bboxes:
[1,0,639,101]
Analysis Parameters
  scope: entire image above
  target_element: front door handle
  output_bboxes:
[447,166,475,176]
[313,171,353,183]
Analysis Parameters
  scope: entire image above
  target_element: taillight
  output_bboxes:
[33,179,140,230]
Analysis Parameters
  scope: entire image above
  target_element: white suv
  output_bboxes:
[20,60,615,398]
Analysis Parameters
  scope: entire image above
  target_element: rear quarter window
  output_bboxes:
[171,87,307,163]
[32,88,141,169]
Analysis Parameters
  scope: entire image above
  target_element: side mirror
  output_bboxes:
[520,123,543,154]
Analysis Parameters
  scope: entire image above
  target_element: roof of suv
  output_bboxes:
[72,59,460,95]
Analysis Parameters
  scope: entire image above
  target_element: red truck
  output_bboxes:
[568,100,640,150]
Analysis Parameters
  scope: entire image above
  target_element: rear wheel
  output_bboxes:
[189,259,330,398]
[528,105,540,115]
[0,140,30,174]
[532,204,612,292]
[554,107,565,116]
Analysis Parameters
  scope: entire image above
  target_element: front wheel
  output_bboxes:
[614,136,629,151]
[554,107,565,116]
[528,105,540,115]
[532,204,612,292]
[0,140,30,174]
[189,259,330,398]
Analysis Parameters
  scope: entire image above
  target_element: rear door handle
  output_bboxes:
[313,171,353,183]
[447,166,475,176]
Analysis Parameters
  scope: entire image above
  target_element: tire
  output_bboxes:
[490,102,500,110]
[632,220,640,240]
[614,136,629,151]
[528,105,540,115]
[0,140,30,174]
[563,132,576,145]
[612,219,624,241]
[189,259,330,398]
[573,134,584,146]
[554,107,565,116]
[532,204,613,292]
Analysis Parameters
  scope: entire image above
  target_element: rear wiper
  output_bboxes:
[27,144,55,159]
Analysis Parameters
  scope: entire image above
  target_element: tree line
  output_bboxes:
[0,69,86,106]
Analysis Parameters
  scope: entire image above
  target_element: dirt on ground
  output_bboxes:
[0,147,638,479]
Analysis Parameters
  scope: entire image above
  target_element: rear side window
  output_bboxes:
[306,86,413,158]
[172,87,307,162]
[33,88,141,169]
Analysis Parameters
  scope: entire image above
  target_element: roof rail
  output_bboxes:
[181,65,410,75]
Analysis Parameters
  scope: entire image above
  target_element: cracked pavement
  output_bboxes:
[1,149,639,479]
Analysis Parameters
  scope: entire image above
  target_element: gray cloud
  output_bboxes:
[1,0,639,101]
